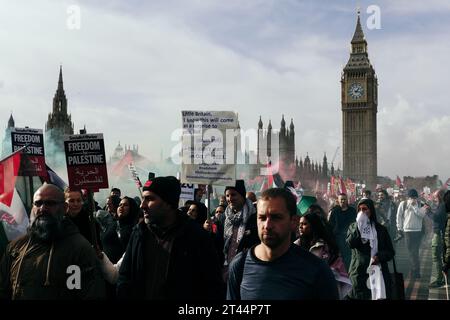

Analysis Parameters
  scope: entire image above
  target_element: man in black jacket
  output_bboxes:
[116,176,224,299]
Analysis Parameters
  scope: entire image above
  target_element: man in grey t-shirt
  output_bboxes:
[227,188,338,300]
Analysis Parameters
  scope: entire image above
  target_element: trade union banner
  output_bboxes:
[11,127,46,177]
[64,133,109,190]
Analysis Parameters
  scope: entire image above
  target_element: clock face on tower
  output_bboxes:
[348,82,364,99]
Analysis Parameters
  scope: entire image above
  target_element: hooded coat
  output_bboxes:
[346,198,395,300]
[0,218,106,300]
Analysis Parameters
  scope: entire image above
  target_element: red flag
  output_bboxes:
[0,151,21,207]
[259,162,274,192]
[267,163,274,188]
[330,176,335,196]
[396,175,402,188]
[259,176,268,192]
[0,187,29,241]
[339,177,347,194]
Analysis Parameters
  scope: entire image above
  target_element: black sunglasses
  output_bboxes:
[33,200,64,207]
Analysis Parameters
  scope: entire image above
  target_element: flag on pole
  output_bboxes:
[267,163,274,188]
[0,151,21,207]
[314,179,320,193]
[259,161,285,192]
[41,164,68,190]
[330,176,335,196]
[128,162,142,188]
[260,162,274,192]
[0,188,29,241]
[0,151,29,241]
[396,175,402,188]
[259,175,269,192]
[330,176,340,196]
[339,177,347,194]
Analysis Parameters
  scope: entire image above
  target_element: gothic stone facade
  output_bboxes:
[45,66,74,152]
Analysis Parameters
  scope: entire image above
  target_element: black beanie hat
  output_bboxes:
[407,189,419,199]
[142,176,181,209]
[284,181,295,189]
[225,180,246,199]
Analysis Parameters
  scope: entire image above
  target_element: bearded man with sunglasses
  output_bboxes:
[0,183,105,300]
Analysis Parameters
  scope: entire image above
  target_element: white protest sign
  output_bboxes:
[180,183,195,201]
[181,111,237,186]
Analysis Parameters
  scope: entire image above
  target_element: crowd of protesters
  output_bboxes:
[0,175,449,301]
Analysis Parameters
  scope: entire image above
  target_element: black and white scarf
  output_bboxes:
[223,198,255,264]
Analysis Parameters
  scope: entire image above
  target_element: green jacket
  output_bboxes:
[346,221,395,300]
[0,218,106,300]
[445,212,450,265]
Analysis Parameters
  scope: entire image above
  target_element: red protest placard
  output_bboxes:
[11,127,46,177]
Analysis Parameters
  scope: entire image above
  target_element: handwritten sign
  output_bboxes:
[11,127,46,177]
[181,111,237,186]
[64,133,109,190]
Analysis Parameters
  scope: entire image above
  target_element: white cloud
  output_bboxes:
[0,0,449,183]
[383,0,450,14]
[379,95,450,179]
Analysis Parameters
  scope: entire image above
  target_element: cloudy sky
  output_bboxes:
[0,0,449,181]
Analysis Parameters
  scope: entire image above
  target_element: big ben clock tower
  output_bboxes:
[341,11,378,188]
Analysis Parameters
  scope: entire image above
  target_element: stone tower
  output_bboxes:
[1,113,15,157]
[322,153,328,178]
[45,66,74,151]
[341,11,378,188]
[255,116,296,181]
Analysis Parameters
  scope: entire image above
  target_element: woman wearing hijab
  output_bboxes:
[346,198,395,300]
